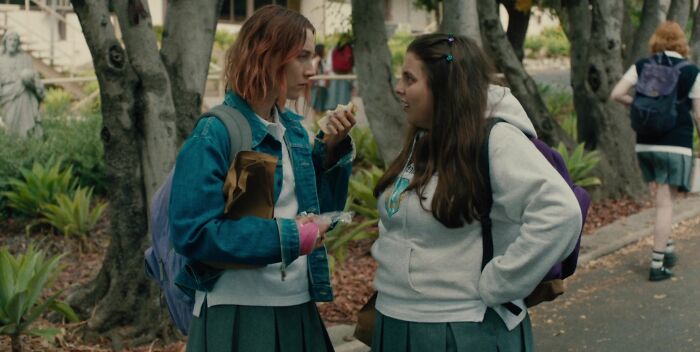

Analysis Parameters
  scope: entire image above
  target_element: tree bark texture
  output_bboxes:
[67,0,219,345]
[499,0,530,62]
[478,0,574,148]
[566,0,646,199]
[666,0,690,28]
[160,0,224,146]
[691,1,700,62]
[440,0,481,46]
[627,0,661,67]
[351,0,407,164]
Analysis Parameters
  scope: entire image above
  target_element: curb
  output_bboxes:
[329,194,700,351]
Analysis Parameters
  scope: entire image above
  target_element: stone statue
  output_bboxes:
[0,32,45,137]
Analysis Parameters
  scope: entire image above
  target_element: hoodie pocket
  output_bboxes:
[372,238,422,297]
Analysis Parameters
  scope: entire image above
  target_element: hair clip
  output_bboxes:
[447,34,455,46]
[445,54,454,62]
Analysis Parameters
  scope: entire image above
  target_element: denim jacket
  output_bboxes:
[170,92,354,302]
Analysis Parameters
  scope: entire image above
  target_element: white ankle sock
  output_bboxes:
[651,251,664,269]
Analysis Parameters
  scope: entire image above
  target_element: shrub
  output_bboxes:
[525,26,570,58]
[0,245,78,352]
[350,127,384,170]
[325,166,383,269]
[42,88,73,119]
[1,162,77,219]
[40,187,107,250]
[556,142,602,187]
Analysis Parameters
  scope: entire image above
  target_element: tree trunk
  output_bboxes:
[160,0,224,145]
[440,0,481,46]
[67,0,218,346]
[627,0,661,67]
[11,333,21,352]
[667,0,691,28]
[351,0,406,164]
[478,0,574,148]
[502,0,530,62]
[566,0,646,200]
[692,1,700,62]
[621,0,636,62]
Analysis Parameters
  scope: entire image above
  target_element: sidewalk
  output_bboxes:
[329,194,700,351]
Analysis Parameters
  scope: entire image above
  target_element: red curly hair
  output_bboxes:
[225,5,314,107]
[649,21,689,57]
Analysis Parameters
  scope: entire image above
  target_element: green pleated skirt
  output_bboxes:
[637,151,693,192]
[186,300,334,352]
[372,309,533,352]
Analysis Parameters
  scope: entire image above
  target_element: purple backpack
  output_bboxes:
[480,118,591,316]
[144,105,251,335]
[630,54,690,135]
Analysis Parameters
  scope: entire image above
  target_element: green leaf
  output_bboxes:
[6,291,27,325]
[23,291,61,327]
[26,327,61,341]
[49,300,79,323]
[0,249,16,304]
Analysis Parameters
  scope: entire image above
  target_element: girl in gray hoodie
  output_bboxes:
[370,33,582,351]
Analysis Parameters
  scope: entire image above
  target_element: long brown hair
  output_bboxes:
[375,33,495,228]
[225,5,314,107]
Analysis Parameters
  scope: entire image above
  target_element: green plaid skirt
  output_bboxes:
[186,301,333,352]
[637,151,693,192]
[372,309,533,352]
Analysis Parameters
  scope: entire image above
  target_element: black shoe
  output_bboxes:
[664,252,678,268]
[649,267,673,281]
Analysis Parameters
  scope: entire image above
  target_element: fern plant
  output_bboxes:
[325,166,383,270]
[556,142,602,187]
[0,246,79,352]
[40,187,108,250]
[1,162,78,218]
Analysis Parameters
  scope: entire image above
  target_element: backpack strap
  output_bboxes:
[198,104,253,164]
[480,117,523,316]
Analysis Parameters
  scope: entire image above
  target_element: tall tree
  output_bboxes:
[627,0,662,67]
[565,0,646,199]
[499,0,531,62]
[692,1,700,62]
[66,0,222,345]
[477,0,574,147]
[667,0,691,28]
[351,0,407,163]
[441,0,481,45]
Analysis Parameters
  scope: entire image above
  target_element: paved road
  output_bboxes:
[531,217,700,352]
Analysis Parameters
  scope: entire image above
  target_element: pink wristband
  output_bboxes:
[297,221,320,255]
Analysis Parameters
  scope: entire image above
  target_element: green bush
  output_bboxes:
[325,166,383,270]
[42,88,73,119]
[525,26,570,58]
[351,127,384,170]
[39,187,107,248]
[214,30,237,49]
[0,245,78,352]
[556,142,602,187]
[1,162,77,219]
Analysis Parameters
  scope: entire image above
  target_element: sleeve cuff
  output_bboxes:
[276,218,301,265]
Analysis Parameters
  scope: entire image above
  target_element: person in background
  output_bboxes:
[311,43,328,117]
[611,21,700,281]
[325,32,353,110]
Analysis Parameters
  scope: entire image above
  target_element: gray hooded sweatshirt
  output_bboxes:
[372,85,582,330]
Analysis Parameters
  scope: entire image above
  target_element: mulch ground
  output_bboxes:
[0,197,651,351]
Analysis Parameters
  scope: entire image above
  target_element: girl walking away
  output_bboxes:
[311,43,329,117]
[611,21,700,282]
[371,33,581,351]
[169,5,356,351]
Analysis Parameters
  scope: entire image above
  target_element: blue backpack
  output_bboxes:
[480,118,591,315]
[144,104,251,335]
[630,54,690,136]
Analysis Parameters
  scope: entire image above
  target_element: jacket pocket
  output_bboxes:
[372,238,422,297]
